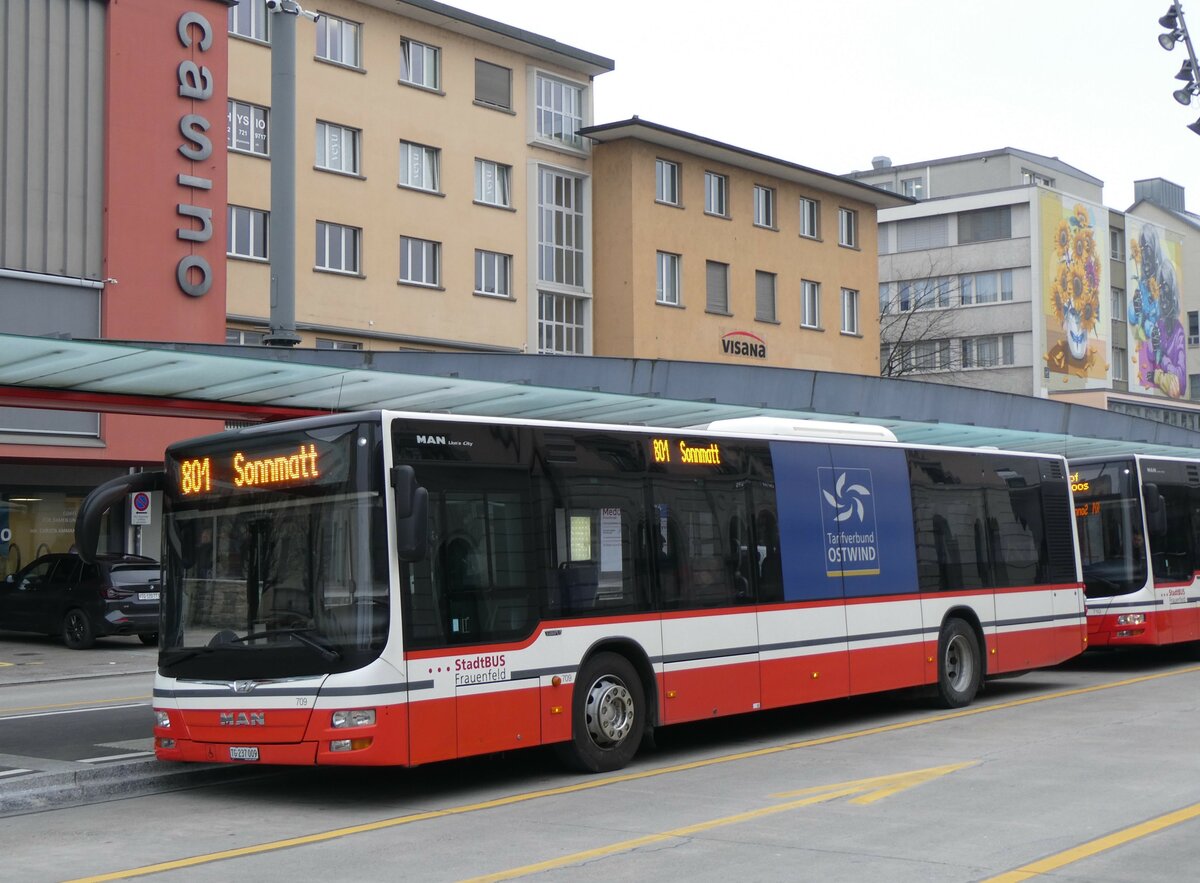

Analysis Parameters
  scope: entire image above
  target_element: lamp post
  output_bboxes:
[263,0,318,346]
[1159,4,1200,133]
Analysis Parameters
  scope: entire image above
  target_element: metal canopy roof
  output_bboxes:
[2,333,1200,460]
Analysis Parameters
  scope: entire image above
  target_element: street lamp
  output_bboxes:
[1159,4,1200,133]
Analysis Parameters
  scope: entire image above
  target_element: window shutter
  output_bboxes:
[475,60,512,109]
[706,261,728,312]
[755,271,776,321]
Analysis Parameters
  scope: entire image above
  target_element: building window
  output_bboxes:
[1022,168,1055,187]
[1113,344,1128,381]
[316,122,360,175]
[896,216,949,252]
[958,206,1012,243]
[535,72,584,149]
[399,141,440,192]
[755,271,776,322]
[959,270,1013,305]
[1110,228,1126,262]
[802,280,821,328]
[753,185,775,229]
[914,340,952,371]
[316,338,362,350]
[899,277,953,311]
[400,236,440,287]
[538,292,585,354]
[475,159,511,207]
[537,168,585,288]
[227,100,269,156]
[900,177,925,199]
[1112,287,1127,323]
[962,334,1015,368]
[475,250,511,297]
[656,159,680,206]
[1190,311,1200,345]
[879,282,890,315]
[705,261,728,313]
[226,328,264,345]
[227,206,268,259]
[316,14,361,68]
[400,38,439,90]
[657,252,680,306]
[315,221,360,274]
[800,197,820,239]
[705,172,728,217]
[838,208,858,248]
[841,288,860,335]
[475,59,511,109]
[228,1,267,41]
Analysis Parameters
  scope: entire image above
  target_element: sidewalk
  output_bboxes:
[0,632,248,814]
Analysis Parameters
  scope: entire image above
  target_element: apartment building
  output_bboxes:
[851,149,1200,427]
[585,120,909,373]
[224,0,613,353]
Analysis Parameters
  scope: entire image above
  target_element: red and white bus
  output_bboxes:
[77,411,1087,772]
[1072,454,1200,646]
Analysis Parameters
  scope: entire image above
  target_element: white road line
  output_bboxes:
[0,702,148,722]
[0,768,33,778]
[79,752,155,764]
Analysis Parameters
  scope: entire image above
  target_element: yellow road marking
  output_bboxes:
[984,801,1200,882]
[0,696,150,715]
[64,663,1200,883]
[462,762,975,883]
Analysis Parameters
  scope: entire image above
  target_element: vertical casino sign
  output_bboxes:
[176,11,217,298]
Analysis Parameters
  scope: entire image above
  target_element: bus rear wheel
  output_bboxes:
[557,652,645,773]
[936,619,981,708]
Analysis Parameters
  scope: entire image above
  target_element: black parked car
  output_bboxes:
[0,553,161,649]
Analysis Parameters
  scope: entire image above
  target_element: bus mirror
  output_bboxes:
[396,487,428,562]
[75,471,165,564]
[1143,483,1167,535]
[391,466,417,519]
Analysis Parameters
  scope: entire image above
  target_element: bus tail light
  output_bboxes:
[332,709,375,728]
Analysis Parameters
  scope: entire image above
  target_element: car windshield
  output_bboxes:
[1073,459,1147,598]
[109,567,160,586]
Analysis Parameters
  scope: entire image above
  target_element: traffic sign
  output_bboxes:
[130,491,152,526]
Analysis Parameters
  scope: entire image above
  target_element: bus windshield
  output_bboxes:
[159,420,388,680]
[1072,459,1147,598]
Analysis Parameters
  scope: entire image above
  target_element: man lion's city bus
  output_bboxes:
[1072,454,1200,646]
[76,412,1087,772]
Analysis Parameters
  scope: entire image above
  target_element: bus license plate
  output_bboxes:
[229,746,259,761]
[138,592,160,601]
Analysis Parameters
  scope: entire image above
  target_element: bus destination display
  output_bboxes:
[650,437,723,467]
[178,442,322,497]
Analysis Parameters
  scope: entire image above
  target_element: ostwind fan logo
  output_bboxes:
[823,472,871,523]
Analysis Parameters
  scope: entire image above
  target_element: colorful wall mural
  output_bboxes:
[1041,193,1110,391]
[1126,218,1187,399]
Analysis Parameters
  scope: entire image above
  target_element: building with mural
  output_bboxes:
[851,149,1200,429]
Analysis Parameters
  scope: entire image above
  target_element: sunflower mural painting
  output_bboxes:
[1041,194,1109,389]
[1127,219,1187,399]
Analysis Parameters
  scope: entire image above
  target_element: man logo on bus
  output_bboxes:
[818,467,881,577]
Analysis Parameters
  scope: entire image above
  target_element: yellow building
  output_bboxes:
[585,120,909,372]
[225,0,612,353]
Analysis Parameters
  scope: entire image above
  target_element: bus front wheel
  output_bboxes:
[936,619,981,708]
[557,652,645,773]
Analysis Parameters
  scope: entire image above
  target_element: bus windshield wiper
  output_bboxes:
[226,628,342,661]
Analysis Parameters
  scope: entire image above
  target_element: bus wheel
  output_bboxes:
[558,652,645,773]
[937,619,980,708]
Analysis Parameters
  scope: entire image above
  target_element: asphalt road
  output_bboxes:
[3,641,1200,882]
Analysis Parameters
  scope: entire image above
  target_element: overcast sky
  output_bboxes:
[449,0,1200,210]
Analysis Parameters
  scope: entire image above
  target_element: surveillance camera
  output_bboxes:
[265,0,282,10]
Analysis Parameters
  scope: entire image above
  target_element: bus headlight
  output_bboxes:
[332,709,375,728]
[155,710,171,728]
[1116,613,1146,626]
